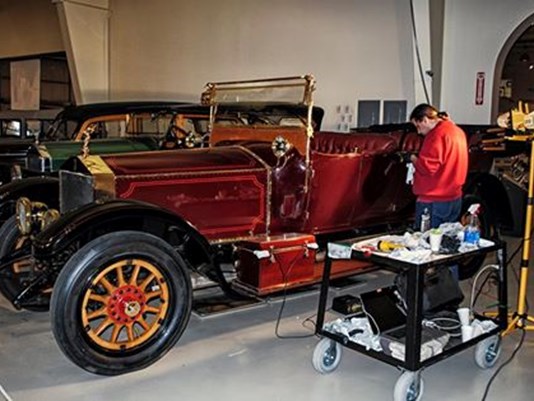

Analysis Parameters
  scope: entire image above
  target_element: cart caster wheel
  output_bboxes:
[394,371,424,401]
[312,338,342,374]
[475,335,501,369]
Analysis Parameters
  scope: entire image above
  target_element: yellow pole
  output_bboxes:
[504,138,534,334]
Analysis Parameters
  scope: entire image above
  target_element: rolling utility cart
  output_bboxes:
[312,236,508,401]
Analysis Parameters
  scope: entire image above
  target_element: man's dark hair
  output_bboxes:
[410,103,449,122]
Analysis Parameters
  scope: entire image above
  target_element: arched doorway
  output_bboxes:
[492,15,534,122]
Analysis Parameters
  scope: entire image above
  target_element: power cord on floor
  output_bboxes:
[273,251,316,339]
[469,264,499,312]
[480,328,526,401]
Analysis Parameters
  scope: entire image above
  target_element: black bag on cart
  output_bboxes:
[394,266,464,314]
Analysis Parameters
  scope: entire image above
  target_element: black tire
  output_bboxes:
[458,195,495,280]
[50,231,192,375]
[0,216,48,311]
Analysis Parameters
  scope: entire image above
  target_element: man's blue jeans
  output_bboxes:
[415,199,462,230]
[415,198,462,280]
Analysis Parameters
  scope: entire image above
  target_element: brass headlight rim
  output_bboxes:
[16,197,32,235]
[41,208,61,230]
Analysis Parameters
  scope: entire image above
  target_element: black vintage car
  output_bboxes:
[0,108,62,161]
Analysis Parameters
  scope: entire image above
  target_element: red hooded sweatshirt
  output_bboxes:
[413,119,468,202]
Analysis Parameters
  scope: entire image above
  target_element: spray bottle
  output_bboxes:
[464,204,481,245]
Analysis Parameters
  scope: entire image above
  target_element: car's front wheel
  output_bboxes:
[0,216,49,311]
[50,231,192,375]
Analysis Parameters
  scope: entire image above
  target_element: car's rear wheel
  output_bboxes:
[0,216,48,311]
[458,194,495,280]
[50,231,192,375]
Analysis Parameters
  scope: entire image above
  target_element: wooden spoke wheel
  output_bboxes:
[51,231,192,376]
[82,259,171,351]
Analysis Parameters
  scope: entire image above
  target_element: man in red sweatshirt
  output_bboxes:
[409,103,468,231]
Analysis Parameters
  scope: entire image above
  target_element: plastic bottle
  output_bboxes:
[464,212,481,245]
[420,208,431,232]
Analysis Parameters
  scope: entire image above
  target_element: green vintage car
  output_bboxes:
[0,102,209,226]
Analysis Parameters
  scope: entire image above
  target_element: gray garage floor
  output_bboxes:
[0,237,533,401]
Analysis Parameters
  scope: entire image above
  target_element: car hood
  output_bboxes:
[59,145,271,241]
[99,145,266,176]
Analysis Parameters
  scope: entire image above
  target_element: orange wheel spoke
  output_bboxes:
[144,305,160,314]
[99,276,116,294]
[129,265,141,286]
[110,324,123,343]
[145,290,162,301]
[88,293,108,304]
[139,273,156,291]
[137,316,150,331]
[127,324,135,341]
[86,307,108,320]
[115,265,126,287]
[95,318,114,336]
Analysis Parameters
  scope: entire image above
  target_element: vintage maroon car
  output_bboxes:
[2,76,512,375]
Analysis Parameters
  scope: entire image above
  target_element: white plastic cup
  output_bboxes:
[429,231,443,253]
[457,307,471,327]
[461,325,474,342]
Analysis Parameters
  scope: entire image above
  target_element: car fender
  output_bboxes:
[0,176,60,223]
[33,199,219,279]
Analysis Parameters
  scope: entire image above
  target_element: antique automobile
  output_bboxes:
[0,76,514,375]
[0,108,62,162]
[0,102,323,231]
[0,108,61,138]
[0,101,193,185]
[0,102,216,227]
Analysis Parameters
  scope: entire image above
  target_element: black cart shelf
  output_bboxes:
[313,237,508,401]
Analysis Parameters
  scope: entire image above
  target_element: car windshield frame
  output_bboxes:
[201,75,316,166]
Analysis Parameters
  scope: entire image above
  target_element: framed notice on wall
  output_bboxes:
[11,59,41,110]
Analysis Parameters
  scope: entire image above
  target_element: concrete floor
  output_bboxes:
[0,238,533,401]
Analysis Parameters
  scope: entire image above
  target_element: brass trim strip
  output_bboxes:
[80,155,116,198]
[237,145,272,235]
[117,167,266,181]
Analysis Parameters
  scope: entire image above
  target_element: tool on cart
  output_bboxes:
[377,240,405,252]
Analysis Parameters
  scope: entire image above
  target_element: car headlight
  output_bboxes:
[16,197,32,235]
[41,208,60,230]
[16,198,56,235]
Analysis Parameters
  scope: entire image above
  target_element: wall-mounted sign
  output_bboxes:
[475,72,485,106]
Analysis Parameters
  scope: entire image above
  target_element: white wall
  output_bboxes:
[109,0,415,130]
[55,0,110,104]
[0,0,63,58]
[441,0,534,124]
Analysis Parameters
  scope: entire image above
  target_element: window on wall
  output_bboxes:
[357,100,380,127]
[383,100,407,124]
[0,52,74,111]
[356,99,408,128]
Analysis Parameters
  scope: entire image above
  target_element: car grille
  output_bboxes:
[59,170,94,213]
